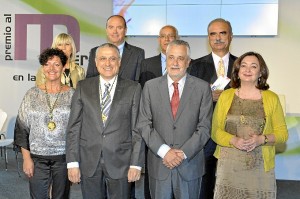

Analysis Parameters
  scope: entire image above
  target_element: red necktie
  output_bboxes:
[171,82,179,119]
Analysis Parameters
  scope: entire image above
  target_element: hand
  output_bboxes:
[128,168,141,182]
[244,134,264,152]
[162,149,184,169]
[230,136,249,151]
[68,168,81,184]
[23,157,34,178]
[212,90,223,102]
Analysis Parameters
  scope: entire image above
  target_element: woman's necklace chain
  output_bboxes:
[237,88,265,130]
[237,88,246,124]
[63,62,72,86]
[45,84,63,131]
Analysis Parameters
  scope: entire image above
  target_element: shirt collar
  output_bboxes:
[118,41,125,57]
[167,74,187,88]
[99,75,118,85]
[212,52,230,65]
[161,52,166,61]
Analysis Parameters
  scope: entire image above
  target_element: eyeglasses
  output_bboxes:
[159,34,176,40]
[96,56,119,63]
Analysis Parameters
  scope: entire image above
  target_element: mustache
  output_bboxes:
[214,39,225,44]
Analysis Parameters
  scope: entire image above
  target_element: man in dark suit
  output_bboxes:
[86,15,145,81]
[136,40,213,199]
[139,25,179,88]
[66,43,144,199]
[189,18,237,199]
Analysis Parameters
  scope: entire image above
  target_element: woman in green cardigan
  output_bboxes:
[212,51,288,199]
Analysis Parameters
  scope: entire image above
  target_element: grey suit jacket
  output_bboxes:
[139,54,162,88]
[66,76,144,179]
[136,74,213,181]
[86,42,145,81]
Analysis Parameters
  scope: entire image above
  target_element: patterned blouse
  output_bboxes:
[14,86,74,156]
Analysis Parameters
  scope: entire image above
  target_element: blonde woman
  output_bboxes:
[36,33,85,88]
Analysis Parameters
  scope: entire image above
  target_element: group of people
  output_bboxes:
[13,14,288,199]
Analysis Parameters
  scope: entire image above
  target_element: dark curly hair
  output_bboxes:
[231,51,270,90]
[39,48,67,66]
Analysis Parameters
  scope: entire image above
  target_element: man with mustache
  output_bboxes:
[189,18,237,199]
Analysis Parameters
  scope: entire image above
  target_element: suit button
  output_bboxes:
[173,126,176,129]
[103,135,106,138]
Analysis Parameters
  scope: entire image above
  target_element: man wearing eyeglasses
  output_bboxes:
[139,25,179,88]
[66,43,144,199]
[86,15,145,82]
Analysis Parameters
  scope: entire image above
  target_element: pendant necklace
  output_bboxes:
[45,84,62,131]
[237,88,246,124]
[99,76,117,122]
[63,62,72,87]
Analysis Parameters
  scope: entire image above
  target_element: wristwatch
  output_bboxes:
[264,135,268,145]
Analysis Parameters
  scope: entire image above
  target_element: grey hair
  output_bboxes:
[95,43,120,58]
[207,18,233,35]
[166,40,191,58]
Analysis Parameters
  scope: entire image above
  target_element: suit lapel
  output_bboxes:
[175,74,194,120]
[119,42,131,76]
[159,75,174,119]
[208,54,218,84]
[154,54,163,76]
[227,54,235,78]
[90,77,105,130]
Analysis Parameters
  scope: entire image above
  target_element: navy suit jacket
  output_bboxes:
[86,42,145,81]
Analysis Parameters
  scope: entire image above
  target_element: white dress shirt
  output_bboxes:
[157,74,187,159]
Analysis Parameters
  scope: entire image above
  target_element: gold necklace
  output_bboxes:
[45,84,63,131]
[99,76,117,122]
[237,88,246,124]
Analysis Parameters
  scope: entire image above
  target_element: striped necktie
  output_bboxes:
[102,83,111,125]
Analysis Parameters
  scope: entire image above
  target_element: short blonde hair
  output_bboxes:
[51,33,77,62]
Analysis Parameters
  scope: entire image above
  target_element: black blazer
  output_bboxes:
[86,42,145,81]
[139,54,162,88]
[189,53,237,87]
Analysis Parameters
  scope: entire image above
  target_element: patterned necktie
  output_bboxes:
[170,82,179,119]
[102,83,111,125]
[217,58,225,77]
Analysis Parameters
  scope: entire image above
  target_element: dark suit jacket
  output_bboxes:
[189,53,237,90]
[86,42,145,81]
[136,74,213,181]
[66,76,144,179]
[139,54,162,88]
